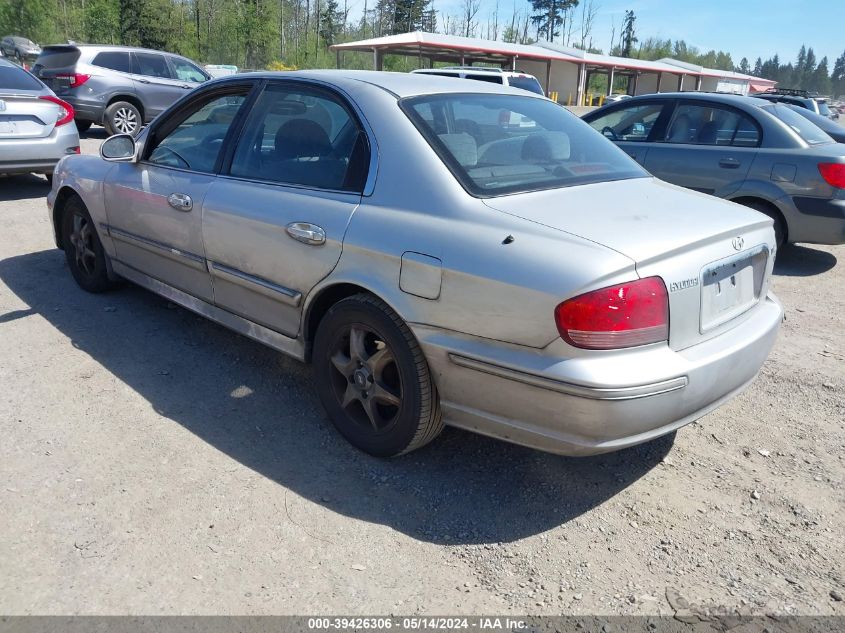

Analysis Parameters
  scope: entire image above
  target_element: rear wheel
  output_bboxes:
[738,200,786,250]
[104,101,141,136]
[312,294,443,457]
[61,196,118,293]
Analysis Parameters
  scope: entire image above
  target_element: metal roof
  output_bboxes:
[331,32,775,85]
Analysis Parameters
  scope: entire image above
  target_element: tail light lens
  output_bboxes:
[555,277,669,350]
[39,95,75,127]
[55,73,90,88]
[818,163,845,188]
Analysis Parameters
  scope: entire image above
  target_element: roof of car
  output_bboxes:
[211,69,548,99]
[43,43,189,57]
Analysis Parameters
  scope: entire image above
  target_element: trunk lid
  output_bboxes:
[483,177,776,350]
[0,93,57,138]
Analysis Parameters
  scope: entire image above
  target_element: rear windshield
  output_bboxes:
[402,93,647,197]
[0,65,43,91]
[508,75,545,95]
[33,47,81,69]
[762,103,833,145]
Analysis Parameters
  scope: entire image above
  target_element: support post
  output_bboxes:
[630,72,638,95]
[545,59,552,96]
[576,63,587,106]
[607,67,615,96]
[656,71,663,93]
[695,75,702,91]
[336,50,340,69]
[460,53,465,66]
[511,56,517,71]
[373,48,384,71]
[678,73,684,91]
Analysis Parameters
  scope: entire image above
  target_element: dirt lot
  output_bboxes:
[0,129,843,616]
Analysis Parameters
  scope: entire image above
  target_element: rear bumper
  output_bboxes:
[784,196,845,245]
[62,95,106,124]
[0,127,79,175]
[415,293,783,456]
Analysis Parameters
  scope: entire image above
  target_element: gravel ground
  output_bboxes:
[0,129,843,616]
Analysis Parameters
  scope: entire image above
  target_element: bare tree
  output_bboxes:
[461,0,480,37]
[577,0,598,50]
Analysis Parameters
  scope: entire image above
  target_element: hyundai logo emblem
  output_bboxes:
[732,236,745,251]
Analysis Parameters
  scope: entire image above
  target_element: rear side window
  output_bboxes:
[0,64,43,90]
[464,74,504,85]
[763,103,833,145]
[664,103,761,147]
[32,46,81,69]
[132,53,171,79]
[817,101,832,117]
[92,51,130,73]
[508,76,544,95]
[229,83,369,192]
[404,93,647,197]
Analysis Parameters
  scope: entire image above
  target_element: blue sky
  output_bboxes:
[422,0,845,69]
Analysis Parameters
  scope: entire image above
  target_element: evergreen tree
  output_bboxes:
[319,0,344,45]
[737,57,750,74]
[753,57,763,76]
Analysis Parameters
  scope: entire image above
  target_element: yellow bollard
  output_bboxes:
[599,95,605,107]
[567,93,572,106]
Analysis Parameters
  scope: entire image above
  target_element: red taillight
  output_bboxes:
[554,277,669,350]
[818,163,845,188]
[55,73,90,88]
[39,95,75,127]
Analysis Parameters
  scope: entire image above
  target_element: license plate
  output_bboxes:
[700,250,766,331]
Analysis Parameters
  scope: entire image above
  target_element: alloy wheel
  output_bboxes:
[327,324,403,432]
[113,107,138,134]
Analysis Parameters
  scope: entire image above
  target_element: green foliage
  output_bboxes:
[529,0,577,42]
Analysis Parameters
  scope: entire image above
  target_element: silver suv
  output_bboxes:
[32,45,209,135]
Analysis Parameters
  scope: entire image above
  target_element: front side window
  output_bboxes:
[132,53,171,79]
[404,93,647,197]
[92,51,130,73]
[664,103,761,147]
[587,102,666,142]
[146,91,248,172]
[229,83,369,192]
[170,57,207,83]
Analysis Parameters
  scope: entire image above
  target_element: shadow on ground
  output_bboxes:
[0,174,50,202]
[774,244,837,277]
[81,127,109,141]
[0,249,672,545]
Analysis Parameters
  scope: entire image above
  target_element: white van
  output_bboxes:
[411,67,545,96]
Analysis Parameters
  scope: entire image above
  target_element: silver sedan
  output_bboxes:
[0,59,79,182]
[47,71,783,457]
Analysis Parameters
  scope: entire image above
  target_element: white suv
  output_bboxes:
[411,67,545,96]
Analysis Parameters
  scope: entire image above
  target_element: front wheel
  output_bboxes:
[312,294,443,457]
[61,196,119,293]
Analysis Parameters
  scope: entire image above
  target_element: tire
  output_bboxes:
[61,195,118,293]
[104,101,141,136]
[312,293,443,457]
[739,200,786,250]
[75,120,92,133]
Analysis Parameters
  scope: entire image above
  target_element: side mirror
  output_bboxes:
[100,134,137,162]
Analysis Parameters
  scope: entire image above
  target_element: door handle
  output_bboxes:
[286,222,326,245]
[137,78,150,84]
[167,193,193,211]
[180,84,192,89]
[719,158,741,169]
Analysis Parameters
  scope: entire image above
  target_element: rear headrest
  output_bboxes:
[274,119,331,159]
[521,132,570,162]
[697,120,720,144]
[668,114,693,143]
[438,132,478,167]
